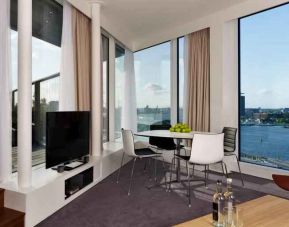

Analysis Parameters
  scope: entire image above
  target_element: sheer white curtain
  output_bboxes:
[59,1,76,111]
[183,35,189,124]
[121,49,137,132]
[0,0,12,182]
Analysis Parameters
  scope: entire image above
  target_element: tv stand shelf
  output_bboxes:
[65,161,84,169]
[65,167,93,199]
[0,155,105,227]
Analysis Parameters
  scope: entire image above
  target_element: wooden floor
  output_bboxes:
[0,189,25,227]
[12,148,45,172]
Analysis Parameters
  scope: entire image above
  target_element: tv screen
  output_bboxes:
[46,111,90,169]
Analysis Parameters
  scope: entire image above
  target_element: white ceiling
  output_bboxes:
[99,0,247,49]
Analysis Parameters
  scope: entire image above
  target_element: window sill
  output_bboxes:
[239,161,289,179]
[102,140,148,157]
[103,141,123,157]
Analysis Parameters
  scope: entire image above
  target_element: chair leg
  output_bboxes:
[154,158,157,181]
[169,157,175,192]
[223,161,228,178]
[204,165,208,188]
[116,152,125,183]
[234,154,244,187]
[128,158,137,196]
[173,150,176,168]
[184,148,188,156]
[207,165,210,181]
[192,164,195,176]
[221,161,227,180]
[187,164,191,208]
[161,157,167,189]
[148,158,152,180]
[143,159,147,172]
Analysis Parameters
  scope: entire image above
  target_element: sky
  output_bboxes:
[11,30,61,103]
[134,40,185,108]
[134,42,171,108]
[115,55,125,108]
[240,3,289,109]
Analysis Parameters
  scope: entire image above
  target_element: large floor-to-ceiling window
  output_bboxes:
[239,3,289,170]
[115,44,125,138]
[101,37,184,140]
[11,0,62,171]
[134,42,171,132]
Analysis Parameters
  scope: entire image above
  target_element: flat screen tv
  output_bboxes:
[46,111,90,169]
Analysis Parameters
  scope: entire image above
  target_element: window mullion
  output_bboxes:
[170,39,178,125]
[108,36,115,142]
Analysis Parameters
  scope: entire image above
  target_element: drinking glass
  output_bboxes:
[223,206,243,227]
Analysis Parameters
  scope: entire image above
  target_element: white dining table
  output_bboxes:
[135,130,215,181]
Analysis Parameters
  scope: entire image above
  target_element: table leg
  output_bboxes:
[176,139,181,181]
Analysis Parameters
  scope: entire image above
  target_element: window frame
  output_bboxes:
[133,38,186,129]
[238,2,289,167]
[177,38,180,122]
[114,43,125,139]
[10,0,63,171]
[238,18,241,161]
[101,33,110,142]
[177,36,185,123]
[136,41,172,130]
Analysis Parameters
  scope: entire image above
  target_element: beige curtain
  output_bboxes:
[72,8,91,111]
[187,28,210,132]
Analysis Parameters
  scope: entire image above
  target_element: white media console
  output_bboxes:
[1,141,136,226]
[3,156,102,227]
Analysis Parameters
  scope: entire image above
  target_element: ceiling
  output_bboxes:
[99,0,247,48]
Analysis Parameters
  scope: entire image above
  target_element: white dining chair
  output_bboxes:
[169,133,227,207]
[117,129,167,195]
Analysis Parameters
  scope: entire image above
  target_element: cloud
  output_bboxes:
[257,89,273,96]
[144,83,167,95]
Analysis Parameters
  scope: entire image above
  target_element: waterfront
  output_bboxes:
[240,125,289,170]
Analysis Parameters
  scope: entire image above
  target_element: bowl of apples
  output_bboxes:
[169,123,191,133]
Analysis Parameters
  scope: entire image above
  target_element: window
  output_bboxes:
[239,3,289,170]
[115,44,125,139]
[11,0,62,171]
[178,37,185,123]
[102,35,109,142]
[134,42,171,131]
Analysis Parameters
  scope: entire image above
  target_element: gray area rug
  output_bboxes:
[37,160,289,227]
